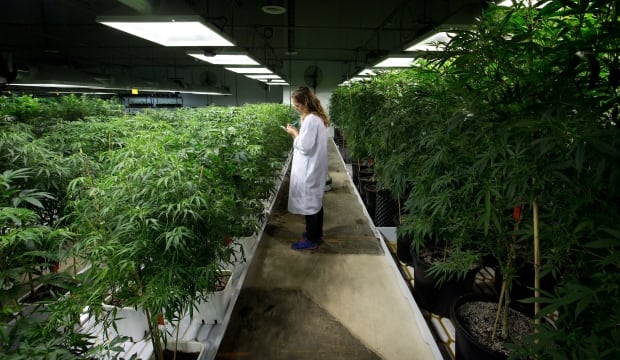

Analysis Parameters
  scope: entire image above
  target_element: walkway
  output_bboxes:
[214,139,440,360]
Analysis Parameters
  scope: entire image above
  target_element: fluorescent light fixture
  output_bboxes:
[338,77,368,86]
[258,78,287,83]
[143,89,231,95]
[181,89,232,95]
[245,74,281,80]
[125,86,230,95]
[181,84,231,95]
[373,57,415,68]
[187,52,259,65]
[255,78,288,85]
[11,83,107,89]
[357,68,376,76]
[11,65,108,89]
[498,0,548,7]
[406,31,455,52]
[225,67,273,74]
[349,77,368,82]
[149,88,181,93]
[51,91,118,95]
[97,15,234,47]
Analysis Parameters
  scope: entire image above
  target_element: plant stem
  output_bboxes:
[136,267,163,360]
[533,195,540,329]
[145,306,163,360]
[493,271,505,342]
[492,249,512,342]
[493,205,521,341]
[28,272,34,298]
[174,306,184,360]
[397,195,402,225]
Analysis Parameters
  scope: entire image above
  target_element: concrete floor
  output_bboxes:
[215,140,439,360]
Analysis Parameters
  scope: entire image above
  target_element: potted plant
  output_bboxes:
[67,119,240,358]
[0,167,75,316]
[1,98,292,358]
[442,1,620,358]
[330,1,620,357]
[64,104,292,359]
[330,62,483,317]
[194,269,234,325]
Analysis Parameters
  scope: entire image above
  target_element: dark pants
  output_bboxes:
[305,207,324,242]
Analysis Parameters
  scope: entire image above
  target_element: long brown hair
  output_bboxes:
[292,86,330,127]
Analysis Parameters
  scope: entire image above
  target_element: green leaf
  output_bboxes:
[583,239,619,249]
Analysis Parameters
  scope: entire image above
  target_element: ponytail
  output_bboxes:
[292,86,330,127]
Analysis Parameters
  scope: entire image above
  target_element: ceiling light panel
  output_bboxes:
[98,16,234,47]
[225,67,273,74]
[373,57,415,68]
[358,68,376,76]
[11,83,107,89]
[52,91,118,95]
[245,74,281,80]
[181,90,231,95]
[188,53,259,65]
[406,32,454,52]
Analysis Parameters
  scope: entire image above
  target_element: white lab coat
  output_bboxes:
[288,113,328,215]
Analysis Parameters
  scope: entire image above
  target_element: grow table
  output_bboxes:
[77,151,293,360]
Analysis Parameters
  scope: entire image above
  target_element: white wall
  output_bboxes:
[278,60,344,138]
[182,75,283,107]
[279,60,344,117]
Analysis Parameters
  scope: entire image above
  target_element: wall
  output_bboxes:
[124,66,285,108]
[280,60,344,116]
[208,73,284,107]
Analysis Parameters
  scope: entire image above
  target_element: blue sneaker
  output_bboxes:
[291,237,318,250]
[302,231,323,243]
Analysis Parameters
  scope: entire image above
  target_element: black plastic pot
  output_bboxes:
[375,189,398,227]
[351,160,369,186]
[412,248,478,317]
[340,146,350,163]
[358,176,375,204]
[364,183,377,209]
[333,127,344,147]
[357,168,374,193]
[358,167,374,178]
[450,293,532,360]
[396,232,413,264]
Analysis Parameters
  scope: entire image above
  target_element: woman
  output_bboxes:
[284,86,329,250]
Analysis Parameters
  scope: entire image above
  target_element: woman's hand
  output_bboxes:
[285,124,299,137]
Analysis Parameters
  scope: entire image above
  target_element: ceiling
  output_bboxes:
[0,0,487,92]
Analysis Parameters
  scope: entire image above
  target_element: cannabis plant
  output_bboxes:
[66,104,291,359]
[442,1,620,356]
